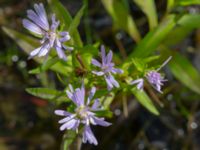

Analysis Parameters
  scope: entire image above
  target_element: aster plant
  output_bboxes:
[6,0,200,149]
[55,84,111,145]
[131,56,172,93]
[22,3,73,60]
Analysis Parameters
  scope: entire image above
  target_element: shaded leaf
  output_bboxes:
[134,0,158,30]
[128,15,176,59]
[164,14,200,46]
[169,52,200,95]
[26,88,68,103]
[101,0,141,42]
[131,89,159,115]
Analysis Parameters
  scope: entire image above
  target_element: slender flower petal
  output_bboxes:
[83,125,98,145]
[55,83,111,145]
[146,71,166,93]
[130,78,144,91]
[92,45,123,90]
[23,3,73,60]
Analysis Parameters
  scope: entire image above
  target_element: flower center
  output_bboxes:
[75,105,89,119]
[147,71,162,84]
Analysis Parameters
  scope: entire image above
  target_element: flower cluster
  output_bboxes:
[92,45,123,90]
[23,3,73,60]
[55,84,111,145]
[131,56,172,93]
[22,3,172,147]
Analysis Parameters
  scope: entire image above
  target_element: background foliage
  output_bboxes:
[1,0,200,149]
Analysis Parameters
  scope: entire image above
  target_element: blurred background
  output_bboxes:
[1,0,200,150]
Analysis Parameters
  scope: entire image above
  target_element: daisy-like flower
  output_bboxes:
[91,45,123,90]
[131,56,172,93]
[22,3,73,60]
[54,84,111,145]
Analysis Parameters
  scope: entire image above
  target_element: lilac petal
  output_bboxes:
[101,45,106,65]
[27,9,49,31]
[69,84,74,92]
[56,47,67,60]
[58,114,76,124]
[60,119,79,131]
[104,76,113,90]
[63,45,74,51]
[92,99,100,110]
[131,78,144,90]
[59,34,71,42]
[82,125,98,145]
[51,14,60,31]
[73,88,84,106]
[112,68,123,74]
[59,31,69,36]
[91,117,111,127]
[38,45,49,57]
[87,87,96,105]
[106,50,113,64]
[92,71,104,76]
[29,47,41,57]
[81,83,85,104]
[33,3,49,29]
[91,59,101,67]
[54,110,72,116]
[66,90,73,99]
[108,75,119,88]
[22,19,43,35]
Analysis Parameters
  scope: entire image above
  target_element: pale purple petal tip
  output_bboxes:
[83,125,98,145]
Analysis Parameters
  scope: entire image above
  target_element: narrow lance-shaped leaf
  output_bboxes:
[164,14,200,46]
[127,15,176,59]
[68,4,86,35]
[167,0,175,12]
[169,52,200,95]
[101,0,141,42]
[175,0,200,6]
[26,88,68,103]
[134,0,158,30]
[131,89,160,115]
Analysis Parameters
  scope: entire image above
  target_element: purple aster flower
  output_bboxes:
[91,45,123,90]
[131,56,172,93]
[130,78,144,91]
[22,3,73,60]
[54,84,111,145]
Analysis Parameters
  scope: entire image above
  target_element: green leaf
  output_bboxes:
[26,88,68,103]
[164,14,200,46]
[169,52,200,95]
[101,0,141,42]
[132,58,146,72]
[128,15,176,59]
[41,57,60,71]
[131,89,159,115]
[95,110,113,118]
[134,0,158,30]
[61,130,77,150]
[175,0,200,6]
[47,0,82,46]
[68,5,86,35]
[167,0,175,12]
[78,45,98,69]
